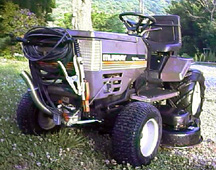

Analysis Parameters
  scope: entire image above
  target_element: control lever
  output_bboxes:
[142,27,162,37]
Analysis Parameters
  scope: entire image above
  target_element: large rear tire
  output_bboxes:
[112,102,162,166]
[168,69,205,118]
[16,92,58,135]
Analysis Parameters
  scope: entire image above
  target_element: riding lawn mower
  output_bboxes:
[16,12,205,166]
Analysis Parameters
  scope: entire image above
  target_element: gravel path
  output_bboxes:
[172,64,216,169]
[191,64,216,143]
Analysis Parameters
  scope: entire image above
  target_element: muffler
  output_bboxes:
[20,71,52,116]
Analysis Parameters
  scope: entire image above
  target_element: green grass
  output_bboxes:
[0,59,215,170]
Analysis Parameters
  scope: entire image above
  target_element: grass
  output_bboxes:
[0,59,215,170]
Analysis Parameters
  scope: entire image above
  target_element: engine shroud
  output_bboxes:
[66,30,148,100]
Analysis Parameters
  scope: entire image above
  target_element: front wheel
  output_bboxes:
[112,102,162,166]
[16,92,58,135]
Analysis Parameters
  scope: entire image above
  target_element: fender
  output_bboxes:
[160,56,193,82]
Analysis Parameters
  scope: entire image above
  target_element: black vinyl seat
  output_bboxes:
[146,15,182,53]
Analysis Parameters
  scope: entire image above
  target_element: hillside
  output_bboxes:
[51,0,177,28]
[53,0,177,18]
[93,0,176,14]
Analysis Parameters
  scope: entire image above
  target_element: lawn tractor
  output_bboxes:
[16,12,205,166]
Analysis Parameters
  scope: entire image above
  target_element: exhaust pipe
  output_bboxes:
[20,71,52,116]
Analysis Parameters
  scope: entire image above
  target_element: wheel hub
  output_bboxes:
[140,118,159,157]
[192,82,201,116]
[38,112,55,130]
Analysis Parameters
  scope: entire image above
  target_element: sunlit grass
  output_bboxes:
[0,59,106,169]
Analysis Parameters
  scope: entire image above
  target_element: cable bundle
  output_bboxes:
[20,27,76,83]
[20,27,78,113]
[22,27,74,63]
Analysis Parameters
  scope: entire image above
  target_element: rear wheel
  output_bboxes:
[112,102,162,166]
[16,92,58,135]
[168,69,205,118]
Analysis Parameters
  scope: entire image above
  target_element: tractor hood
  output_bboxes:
[67,30,138,42]
[67,30,147,56]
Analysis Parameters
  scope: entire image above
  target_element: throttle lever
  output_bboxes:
[142,27,162,36]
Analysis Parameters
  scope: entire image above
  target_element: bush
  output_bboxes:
[0,2,45,57]
[194,51,216,62]
[194,53,204,62]
[181,53,191,58]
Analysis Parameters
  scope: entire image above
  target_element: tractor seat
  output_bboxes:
[145,15,182,53]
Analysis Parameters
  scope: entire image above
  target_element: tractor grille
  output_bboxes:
[78,39,102,71]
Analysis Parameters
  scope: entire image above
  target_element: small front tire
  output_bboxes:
[112,102,162,166]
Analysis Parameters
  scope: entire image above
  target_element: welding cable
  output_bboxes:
[22,27,74,63]
[19,27,78,114]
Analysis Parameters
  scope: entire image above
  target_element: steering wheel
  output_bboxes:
[119,12,156,34]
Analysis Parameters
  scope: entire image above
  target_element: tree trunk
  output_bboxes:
[139,0,144,13]
[71,0,93,31]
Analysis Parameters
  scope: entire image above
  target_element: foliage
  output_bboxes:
[51,0,72,27]
[167,0,216,58]
[91,0,176,33]
[0,2,45,37]
[181,53,191,58]
[194,51,216,62]
[63,13,73,29]
[0,0,55,57]
[53,12,73,29]
[194,53,206,62]
[52,0,177,32]
[0,2,45,56]
[9,0,55,21]
[92,0,176,15]
[91,6,125,33]
[0,36,11,51]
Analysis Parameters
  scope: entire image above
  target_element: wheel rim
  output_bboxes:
[140,118,159,157]
[38,111,55,130]
[192,82,201,116]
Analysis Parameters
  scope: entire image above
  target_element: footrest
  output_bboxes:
[131,89,179,103]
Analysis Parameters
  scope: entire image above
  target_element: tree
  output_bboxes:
[167,0,216,56]
[10,0,55,21]
[0,2,45,56]
[91,5,125,33]
[0,2,44,36]
[139,0,144,13]
[198,0,216,21]
[71,0,92,30]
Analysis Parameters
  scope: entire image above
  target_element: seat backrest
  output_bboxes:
[146,15,182,52]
